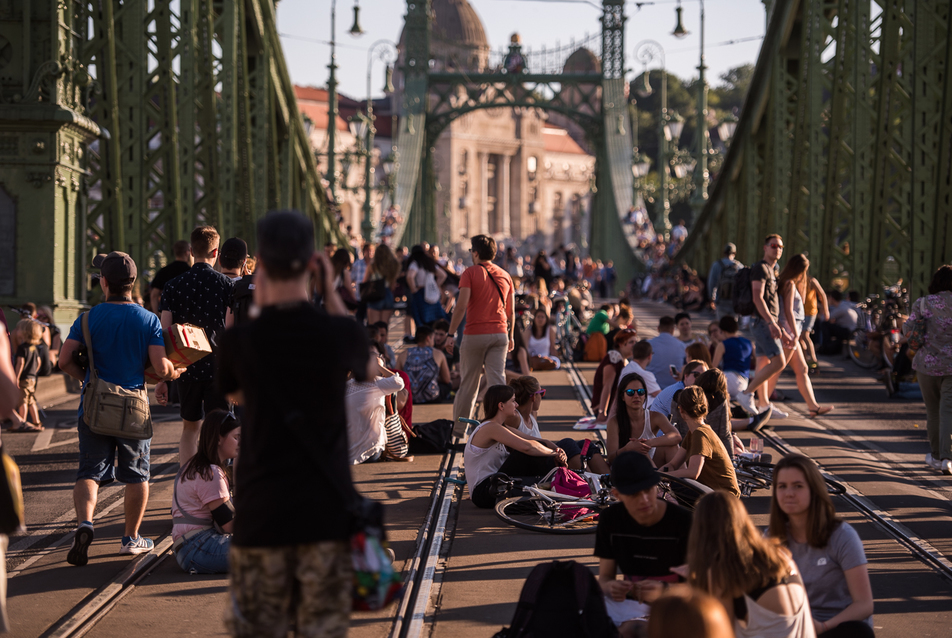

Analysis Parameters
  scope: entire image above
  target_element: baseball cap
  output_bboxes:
[610,451,661,495]
[724,242,737,255]
[91,251,137,284]
[221,237,248,261]
[256,210,314,278]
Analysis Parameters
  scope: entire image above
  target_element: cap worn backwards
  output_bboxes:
[91,251,137,284]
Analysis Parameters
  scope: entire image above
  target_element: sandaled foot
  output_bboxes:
[808,406,834,418]
[10,422,43,432]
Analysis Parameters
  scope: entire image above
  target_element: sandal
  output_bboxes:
[10,422,44,432]
[808,406,834,418]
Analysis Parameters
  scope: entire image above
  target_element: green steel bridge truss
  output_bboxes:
[392,0,642,285]
[682,0,952,300]
[1,0,343,317]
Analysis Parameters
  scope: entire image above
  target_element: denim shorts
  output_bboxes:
[749,316,782,359]
[77,415,150,485]
[802,313,817,333]
[175,528,231,574]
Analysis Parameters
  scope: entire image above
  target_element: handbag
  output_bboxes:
[359,278,388,304]
[81,311,154,440]
[383,393,410,459]
[350,498,404,611]
[423,271,442,305]
[0,445,25,535]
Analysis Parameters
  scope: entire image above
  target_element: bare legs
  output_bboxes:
[181,419,201,464]
[74,478,149,538]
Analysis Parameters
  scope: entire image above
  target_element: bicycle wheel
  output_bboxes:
[734,461,774,494]
[495,495,601,534]
[657,474,712,510]
[848,329,880,369]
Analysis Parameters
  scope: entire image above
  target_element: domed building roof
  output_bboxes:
[563,47,601,74]
[431,0,489,49]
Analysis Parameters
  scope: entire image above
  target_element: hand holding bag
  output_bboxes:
[81,311,154,440]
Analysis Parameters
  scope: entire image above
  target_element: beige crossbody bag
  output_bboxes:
[81,311,154,440]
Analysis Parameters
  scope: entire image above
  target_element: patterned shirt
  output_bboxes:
[904,291,952,377]
[352,259,368,300]
[160,263,235,382]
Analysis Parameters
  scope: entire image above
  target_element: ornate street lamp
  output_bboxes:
[635,39,675,236]
[360,40,397,242]
[325,0,365,204]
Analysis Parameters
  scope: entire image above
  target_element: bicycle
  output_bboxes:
[551,293,584,361]
[732,457,847,496]
[848,285,908,370]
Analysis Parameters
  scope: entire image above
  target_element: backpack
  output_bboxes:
[231,276,255,326]
[493,560,618,638]
[584,332,607,362]
[732,267,756,316]
[716,260,741,303]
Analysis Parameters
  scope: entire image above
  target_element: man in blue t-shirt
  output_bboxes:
[59,252,181,567]
[646,316,687,389]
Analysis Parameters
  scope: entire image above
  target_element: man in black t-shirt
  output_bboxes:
[158,226,234,462]
[595,452,692,634]
[735,234,794,416]
[218,210,375,638]
[149,240,192,313]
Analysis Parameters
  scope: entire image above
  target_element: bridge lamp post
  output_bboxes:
[381,153,397,211]
[326,0,365,205]
[672,0,710,227]
[361,40,398,243]
[631,151,651,207]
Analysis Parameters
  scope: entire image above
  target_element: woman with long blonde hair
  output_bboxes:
[365,244,401,325]
[770,255,833,418]
[687,491,816,638]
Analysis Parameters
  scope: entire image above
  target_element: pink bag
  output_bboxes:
[550,468,590,498]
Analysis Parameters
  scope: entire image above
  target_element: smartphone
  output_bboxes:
[669,364,679,378]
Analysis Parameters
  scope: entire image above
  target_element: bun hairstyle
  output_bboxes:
[677,385,709,420]
[509,375,541,406]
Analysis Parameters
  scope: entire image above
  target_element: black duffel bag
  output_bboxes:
[408,419,455,454]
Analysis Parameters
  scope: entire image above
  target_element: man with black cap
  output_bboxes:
[149,240,192,314]
[595,451,692,634]
[707,242,743,320]
[157,225,235,462]
[218,210,377,638]
[59,252,182,566]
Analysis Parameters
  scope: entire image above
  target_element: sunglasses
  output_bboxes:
[625,388,647,397]
[533,389,547,398]
[770,243,784,249]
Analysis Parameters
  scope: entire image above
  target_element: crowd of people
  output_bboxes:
[4,207,952,637]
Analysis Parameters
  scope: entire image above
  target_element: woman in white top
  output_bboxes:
[464,384,567,508]
[406,245,447,326]
[345,358,406,464]
[769,455,874,638]
[606,372,681,467]
[770,254,834,419]
[688,491,817,638]
[508,375,610,474]
[524,308,561,370]
[171,409,239,574]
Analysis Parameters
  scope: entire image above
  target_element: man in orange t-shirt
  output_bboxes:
[448,235,515,422]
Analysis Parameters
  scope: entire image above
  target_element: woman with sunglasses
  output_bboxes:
[607,373,682,468]
[465,385,568,508]
[171,409,239,573]
[509,376,610,474]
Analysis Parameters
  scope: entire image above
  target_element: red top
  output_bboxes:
[459,263,513,336]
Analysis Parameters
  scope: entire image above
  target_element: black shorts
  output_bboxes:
[178,378,228,422]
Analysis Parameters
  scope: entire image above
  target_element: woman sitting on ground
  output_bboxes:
[505,323,531,382]
[524,307,561,370]
[593,329,637,423]
[464,384,568,508]
[769,455,874,638]
[509,375,610,474]
[687,491,816,638]
[607,372,682,467]
[171,409,239,574]
[659,386,741,498]
[345,355,406,464]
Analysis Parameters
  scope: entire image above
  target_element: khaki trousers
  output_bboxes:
[453,332,509,423]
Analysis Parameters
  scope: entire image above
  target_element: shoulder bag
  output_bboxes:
[81,311,154,440]
[479,264,512,335]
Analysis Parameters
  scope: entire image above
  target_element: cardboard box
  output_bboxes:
[144,324,212,384]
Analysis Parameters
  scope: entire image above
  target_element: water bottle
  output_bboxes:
[749,437,763,463]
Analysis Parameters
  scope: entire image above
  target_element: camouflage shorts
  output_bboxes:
[226,540,352,638]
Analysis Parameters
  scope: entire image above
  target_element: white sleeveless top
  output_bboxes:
[779,288,805,335]
[464,422,510,496]
[735,571,816,638]
[633,408,661,459]
[527,330,552,358]
[517,412,541,439]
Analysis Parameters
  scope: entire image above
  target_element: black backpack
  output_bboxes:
[231,275,255,326]
[493,561,618,638]
[732,267,756,316]
[716,260,741,303]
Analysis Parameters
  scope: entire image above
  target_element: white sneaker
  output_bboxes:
[770,404,789,419]
[941,459,952,476]
[736,391,759,416]
[926,454,941,471]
